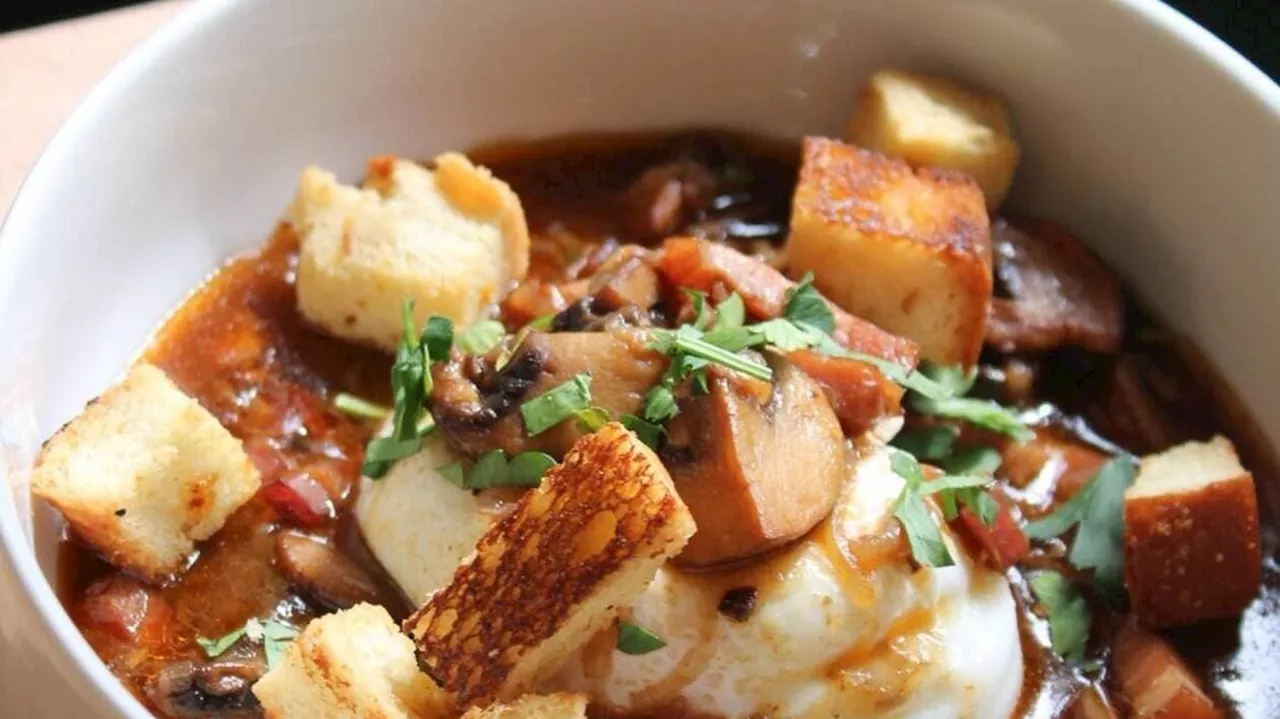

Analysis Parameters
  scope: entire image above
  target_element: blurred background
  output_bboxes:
[0,0,1277,82]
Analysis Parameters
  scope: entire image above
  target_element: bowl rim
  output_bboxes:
[1,0,1277,716]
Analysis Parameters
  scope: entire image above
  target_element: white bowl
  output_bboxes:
[1,0,1278,716]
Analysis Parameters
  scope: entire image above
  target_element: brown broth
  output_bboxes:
[54,130,1278,717]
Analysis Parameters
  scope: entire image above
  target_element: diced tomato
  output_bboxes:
[78,576,172,643]
[1111,619,1223,719]
[954,494,1030,571]
[656,236,919,368]
[262,470,335,526]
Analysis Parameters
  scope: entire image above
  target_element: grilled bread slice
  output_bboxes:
[292,153,530,351]
[845,69,1021,208]
[461,693,588,719]
[404,423,696,708]
[30,363,260,581]
[1124,436,1261,628]
[253,603,444,719]
[787,137,992,367]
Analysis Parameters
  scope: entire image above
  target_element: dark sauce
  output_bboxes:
[56,131,1278,717]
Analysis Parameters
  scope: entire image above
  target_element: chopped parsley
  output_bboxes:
[572,405,611,433]
[1028,571,1093,663]
[891,426,959,461]
[616,620,666,655]
[197,618,298,670]
[455,320,506,354]
[621,414,664,450]
[889,450,1005,564]
[364,302,452,479]
[712,293,745,331]
[438,450,557,490]
[1024,457,1136,600]
[907,362,1031,441]
[521,373,594,436]
[782,273,835,333]
[333,393,391,421]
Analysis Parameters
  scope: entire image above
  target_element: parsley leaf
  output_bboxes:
[748,318,819,352]
[573,406,611,433]
[196,626,247,658]
[362,436,424,479]
[782,272,835,333]
[939,446,1003,476]
[713,293,746,331]
[616,621,666,655]
[1029,571,1093,663]
[261,620,298,670]
[506,452,558,486]
[650,326,772,383]
[642,385,680,423]
[888,451,955,568]
[456,320,505,354]
[437,461,466,487]
[621,414,664,450]
[439,451,555,490]
[912,396,1033,441]
[521,373,593,436]
[420,316,454,362]
[1024,457,1136,600]
[685,290,711,330]
[891,426,958,460]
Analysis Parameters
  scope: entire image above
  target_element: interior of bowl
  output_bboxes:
[2,0,1279,716]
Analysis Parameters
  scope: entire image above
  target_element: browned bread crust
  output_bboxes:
[404,423,695,708]
[1124,473,1261,628]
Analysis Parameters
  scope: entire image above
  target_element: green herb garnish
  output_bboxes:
[912,396,1033,441]
[782,272,836,333]
[650,325,772,383]
[1024,457,1135,600]
[616,620,667,655]
[938,446,1003,476]
[712,293,745,331]
[259,619,299,670]
[641,385,679,424]
[573,406,611,433]
[685,289,711,330]
[889,451,955,568]
[621,414,664,450]
[196,625,248,658]
[1029,571,1093,663]
[197,618,297,670]
[521,373,594,436]
[333,393,391,421]
[457,450,556,490]
[456,320,506,354]
[891,426,959,460]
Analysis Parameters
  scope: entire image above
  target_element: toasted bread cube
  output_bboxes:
[292,153,530,351]
[1124,436,1262,628]
[355,434,494,604]
[846,69,1021,208]
[253,603,444,719]
[30,364,260,581]
[787,137,992,366]
[404,423,696,708]
[1111,619,1223,719]
[461,693,588,719]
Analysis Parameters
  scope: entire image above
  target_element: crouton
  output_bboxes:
[253,603,443,719]
[355,434,494,604]
[404,423,695,708]
[461,693,588,719]
[845,69,1021,208]
[30,363,260,581]
[1124,436,1261,628]
[292,153,530,351]
[1111,619,1223,719]
[787,137,992,367]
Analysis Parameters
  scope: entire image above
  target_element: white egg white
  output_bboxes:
[357,443,1024,718]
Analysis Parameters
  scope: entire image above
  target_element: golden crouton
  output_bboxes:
[787,137,992,367]
[30,364,260,581]
[404,423,695,708]
[846,69,1021,208]
[253,603,444,719]
[461,693,588,719]
[1124,436,1262,628]
[292,153,530,351]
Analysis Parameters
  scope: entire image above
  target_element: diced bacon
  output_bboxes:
[262,470,335,527]
[786,350,903,437]
[78,576,172,643]
[1111,619,1222,719]
[657,237,919,368]
[953,493,1029,571]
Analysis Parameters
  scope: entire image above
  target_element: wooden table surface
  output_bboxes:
[0,0,187,213]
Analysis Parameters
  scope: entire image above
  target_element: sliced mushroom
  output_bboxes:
[274,532,381,610]
[432,327,668,458]
[664,357,845,568]
[987,218,1125,353]
[147,655,264,717]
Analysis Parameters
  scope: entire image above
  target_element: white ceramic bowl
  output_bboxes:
[2,0,1278,716]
